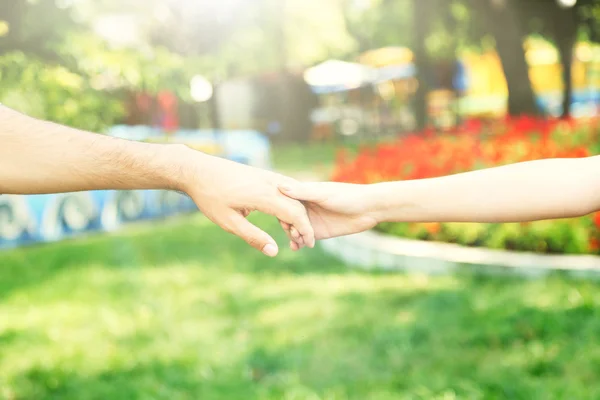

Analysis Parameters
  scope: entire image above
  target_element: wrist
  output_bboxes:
[155,143,199,192]
[366,181,416,224]
[166,144,222,197]
[362,183,390,224]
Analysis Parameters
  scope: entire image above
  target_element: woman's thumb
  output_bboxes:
[278,182,323,202]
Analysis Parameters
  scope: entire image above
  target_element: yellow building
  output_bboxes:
[359,40,600,117]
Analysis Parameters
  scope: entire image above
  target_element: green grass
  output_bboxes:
[2,214,600,399]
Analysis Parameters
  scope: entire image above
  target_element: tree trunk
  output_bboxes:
[470,0,539,116]
[413,0,432,130]
[558,40,575,119]
[553,8,578,119]
[0,1,25,55]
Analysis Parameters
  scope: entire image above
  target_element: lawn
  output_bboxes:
[2,214,600,399]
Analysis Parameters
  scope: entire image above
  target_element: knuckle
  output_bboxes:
[246,236,262,248]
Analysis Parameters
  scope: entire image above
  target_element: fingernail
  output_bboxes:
[262,243,278,257]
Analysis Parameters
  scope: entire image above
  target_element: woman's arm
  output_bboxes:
[279,156,600,243]
[369,156,600,223]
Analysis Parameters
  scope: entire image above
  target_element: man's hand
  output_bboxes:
[176,148,315,256]
[278,182,379,249]
[0,105,314,257]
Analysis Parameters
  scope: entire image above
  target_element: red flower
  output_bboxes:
[594,213,600,229]
[331,115,598,189]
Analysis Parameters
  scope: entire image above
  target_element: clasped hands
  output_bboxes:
[177,148,379,257]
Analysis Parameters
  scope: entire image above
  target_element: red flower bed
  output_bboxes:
[332,116,600,255]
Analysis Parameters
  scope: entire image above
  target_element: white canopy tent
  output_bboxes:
[304,60,377,94]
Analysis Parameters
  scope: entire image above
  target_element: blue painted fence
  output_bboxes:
[0,190,197,250]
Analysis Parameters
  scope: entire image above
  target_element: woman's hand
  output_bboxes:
[279,156,600,250]
[278,182,379,249]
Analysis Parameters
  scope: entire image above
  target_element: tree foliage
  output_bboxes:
[2,0,600,132]
[0,0,201,131]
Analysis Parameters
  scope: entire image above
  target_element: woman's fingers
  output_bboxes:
[279,182,326,203]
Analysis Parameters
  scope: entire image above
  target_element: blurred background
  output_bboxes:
[4,0,600,399]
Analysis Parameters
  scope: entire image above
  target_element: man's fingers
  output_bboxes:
[280,221,291,231]
[289,240,304,251]
[279,220,304,248]
[290,226,306,247]
[290,226,301,240]
[279,220,298,244]
[274,198,315,248]
[278,183,322,247]
[222,212,279,257]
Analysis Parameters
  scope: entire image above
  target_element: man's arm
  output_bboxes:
[0,105,315,255]
[0,105,183,194]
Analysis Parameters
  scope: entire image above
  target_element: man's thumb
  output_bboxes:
[227,213,279,257]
